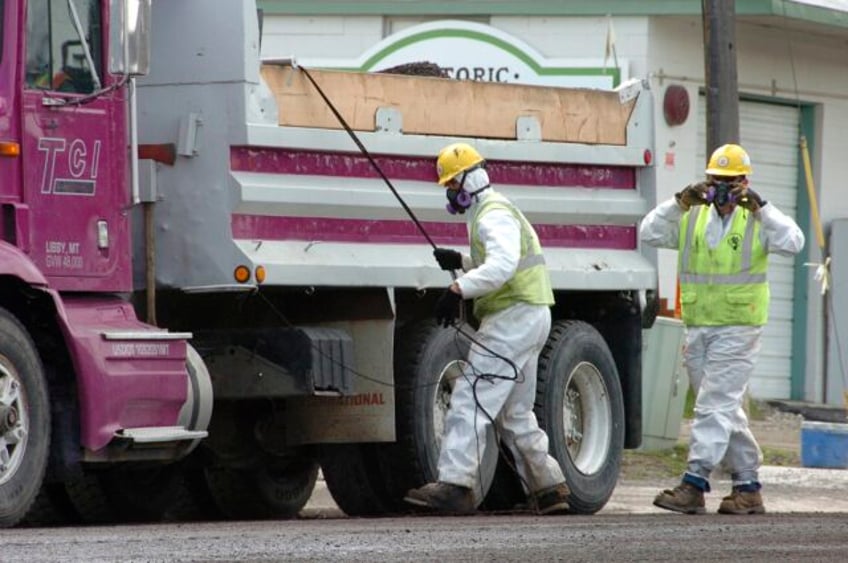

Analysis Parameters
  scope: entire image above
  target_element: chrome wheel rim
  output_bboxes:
[0,360,28,486]
[562,361,612,475]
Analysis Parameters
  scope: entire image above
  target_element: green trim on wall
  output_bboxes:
[352,28,619,84]
[791,105,815,401]
[258,0,848,29]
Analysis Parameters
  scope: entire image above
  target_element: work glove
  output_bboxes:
[674,182,710,211]
[435,289,463,328]
[433,247,463,271]
[731,185,766,212]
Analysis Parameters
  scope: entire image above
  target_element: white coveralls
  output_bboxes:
[640,198,804,486]
[437,169,565,494]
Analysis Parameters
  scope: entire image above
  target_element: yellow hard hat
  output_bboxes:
[436,143,484,185]
[705,143,752,176]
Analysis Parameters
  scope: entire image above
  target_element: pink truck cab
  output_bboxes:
[0,0,658,527]
[0,0,208,526]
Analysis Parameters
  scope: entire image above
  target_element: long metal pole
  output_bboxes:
[702,0,740,156]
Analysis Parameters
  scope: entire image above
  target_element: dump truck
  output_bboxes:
[0,0,656,526]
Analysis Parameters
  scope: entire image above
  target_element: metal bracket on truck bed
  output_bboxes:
[202,326,355,399]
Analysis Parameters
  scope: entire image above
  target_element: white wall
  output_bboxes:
[261,15,383,60]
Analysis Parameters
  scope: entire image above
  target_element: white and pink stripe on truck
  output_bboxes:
[230,147,637,250]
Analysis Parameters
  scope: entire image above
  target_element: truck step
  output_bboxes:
[114,426,208,443]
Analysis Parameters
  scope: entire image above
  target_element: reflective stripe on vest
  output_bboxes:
[469,193,554,318]
[678,205,769,326]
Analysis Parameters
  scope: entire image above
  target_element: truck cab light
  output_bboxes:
[254,265,266,284]
[234,265,251,283]
[0,142,20,157]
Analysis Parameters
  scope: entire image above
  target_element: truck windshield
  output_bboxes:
[25,0,102,94]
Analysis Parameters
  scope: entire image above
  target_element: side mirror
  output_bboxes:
[109,0,151,76]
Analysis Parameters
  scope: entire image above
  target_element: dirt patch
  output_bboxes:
[622,400,803,482]
[620,445,687,480]
[620,443,801,481]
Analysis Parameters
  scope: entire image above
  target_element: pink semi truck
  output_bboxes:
[0,1,657,526]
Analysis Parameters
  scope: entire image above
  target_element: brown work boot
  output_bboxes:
[404,482,476,514]
[653,482,706,514]
[533,482,571,515]
[718,489,766,515]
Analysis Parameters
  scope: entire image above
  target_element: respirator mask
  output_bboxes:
[446,188,473,214]
[445,168,491,215]
[706,181,736,207]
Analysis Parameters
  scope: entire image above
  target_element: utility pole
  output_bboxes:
[702,0,740,156]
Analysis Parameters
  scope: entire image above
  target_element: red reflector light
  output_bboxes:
[643,149,653,165]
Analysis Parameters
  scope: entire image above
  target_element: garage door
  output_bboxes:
[697,99,801,399]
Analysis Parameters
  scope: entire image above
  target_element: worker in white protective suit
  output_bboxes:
[640,143,805,515]
[404,142,570,515]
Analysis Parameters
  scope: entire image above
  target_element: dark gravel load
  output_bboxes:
[376,61,450,78]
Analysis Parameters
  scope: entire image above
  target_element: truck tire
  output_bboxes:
[380,320,498,508]
[20,484,79,527]
[0,309,51,528]
[98,464,186,522]
[318,443,395,516]
[161,453,223,522]
[535,320,624,514]
[63,470,115,524]
[65,466,179,524]
[478,446,527,511]
[204,454,318,520]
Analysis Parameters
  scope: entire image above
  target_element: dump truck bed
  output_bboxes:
[226,67,655,291]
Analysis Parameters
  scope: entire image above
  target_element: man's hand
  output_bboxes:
[433,248,463,271]
[435,288,462,328]
[674,182,710,211]
[731,185,766,212]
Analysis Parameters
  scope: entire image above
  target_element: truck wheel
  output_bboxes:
[0,309,50,528]
[98,464,186,522]
[20,484,79,527]
[63,461,188,524]
[204,454,318,520]
[478,446,527,511]
[161,452,223,522]
[381,320,498,508]
[535,320,624,514]
[63,470,115,524]
[319,443,396,516]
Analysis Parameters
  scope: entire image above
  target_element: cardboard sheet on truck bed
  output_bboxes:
[261,65,636,145]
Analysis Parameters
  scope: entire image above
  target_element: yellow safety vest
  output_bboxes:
[469,193,554,319]
[678,205,769,326]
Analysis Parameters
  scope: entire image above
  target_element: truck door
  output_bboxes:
[21,0,129,291]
